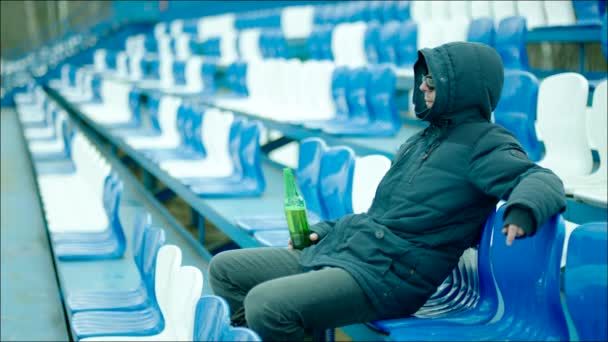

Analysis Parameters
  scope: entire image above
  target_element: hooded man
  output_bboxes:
[208,42,566,341]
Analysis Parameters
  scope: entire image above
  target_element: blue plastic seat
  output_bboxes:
[235,137,328,233]
[321,67,373,135]
[370,210,497,333]
[467,17,496,47]
[318,145,355,220]
[172,60,187,86]
[367,0,384,23]
[378,21,401,65]
[396,20,418,69]
[188,120,266,198]
[495,16,529,70]
[389,206,568,341]
[202,61,218,94]
[364,22,381,64]
[222,327,262,341]
[573,0,603,25]
[564,222,608,342]
[602,13,607,60]
[70,227,166,340]
[493,70,542,161]
[253,144,355,246]
[307,26,323,60]
[365,65,401,136]
[192,295,231,341]
[381,0,399,23]
[53,175,126,261]
[104,88,143,130]
[319,25,334,61]
[31,116,75,162]
[65,211,157,313]
[112,93,163,138]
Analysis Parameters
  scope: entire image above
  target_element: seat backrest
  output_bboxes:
[167,266,203,341]
[449,1,471,20]
[441,18,470,45]
[470,1,493,19]
[394,0,411,21]
[430,0,450,20]
[346,67,372,121]
[319,146,356,220]
[515,0,546,29]
[187,106,206,156]
[183,56,204,92]
[202,60,218,94]
[417,20,444,49]
[351,155,391,214]
[572,0,602,24]
[221,327,262,342]
[331,66,351,121]
[296,138,328,218]
[544,1,576,26]
[537,72,592,177]
[493,69,542,161]
[307,26,323,60]
[157,96,183,138]
[193,295,231,341]
[312,61,336,119]
[202,108,234,170]
[396,20,418,68]
[565,222,608,342]
[238,120,266,193]
[495,16,529,70]
[367,65,400,132]
[467,17,495,46]
[154,244,182,317]
[587,80,607,175]
[491,205,568,340]
[364,22,381,65]
[410,0,432,21]
[378,21,401,65]
[140,227,167,306]
[131,209,152,273]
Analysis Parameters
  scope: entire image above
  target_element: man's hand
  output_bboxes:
[288,233,319,250]
[502,224,525,246]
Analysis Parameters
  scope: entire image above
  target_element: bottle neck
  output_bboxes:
[283,168,298,198]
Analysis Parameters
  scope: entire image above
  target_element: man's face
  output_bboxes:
[420,74,436,108]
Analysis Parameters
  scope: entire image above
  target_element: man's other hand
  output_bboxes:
[502,224,525,246]
[287,233,319,250]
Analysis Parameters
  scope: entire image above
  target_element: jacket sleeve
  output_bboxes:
[309,220,338,240]
[467,127,566,236]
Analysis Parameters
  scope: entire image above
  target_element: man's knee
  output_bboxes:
[208,250,239,289]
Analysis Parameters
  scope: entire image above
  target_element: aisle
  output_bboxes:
[0,108,70,341]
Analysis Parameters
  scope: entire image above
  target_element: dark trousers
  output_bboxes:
[208,247,381,341]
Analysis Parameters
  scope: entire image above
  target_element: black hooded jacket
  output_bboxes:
[299,42,566,318]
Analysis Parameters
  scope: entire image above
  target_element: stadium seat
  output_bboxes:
[192,295,231,341]
[364,66,401,136]
[378,21,401,66]
[491,1,517,24]
[188,119,266,198]
[564,222,608,342]
[396,20,418,69]
[495,16,529,70]
[64,211,156,312]
[364,22,381,65]
[125,96,182,150]
[603,12,608,60]
[573,0,603,25]
[515,1,547,29]
[449,1,471,20]
[318,146,356,220]
[466,17,495,47]
[236,137,327,233]
[537,73,593,182]
[544,1,577,26]
[351,155,391,214]
[395,0,411,21]
[493,70,542,161]
[389,206,568,341]
[370,211,496,333]
[410,0,432,21]
[53,175,126,260]
[471,1,493,19]
[417,19,444,49]
[79,256,203,341]
[303,66,350,130]
[221,327,262,342]
[72,243,182,340]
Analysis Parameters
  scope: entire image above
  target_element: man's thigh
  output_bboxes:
[246,267,379,330]
[209,247,304,291]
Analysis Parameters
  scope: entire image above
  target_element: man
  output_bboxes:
[209,42,566,341]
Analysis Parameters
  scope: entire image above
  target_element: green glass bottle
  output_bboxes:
[283,168,312,249]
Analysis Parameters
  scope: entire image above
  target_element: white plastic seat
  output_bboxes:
[116,52,129,78]
[351,155,391,214]
[170,19,184,37]
[491,1,517,24]
[566,80,607,197]
[331,22,368,67]
[219,30,238,66]
[417,20,444,49]
[79,80,133,124]
[410,0,432,21]
[440,19,470,44]
[449,1,471,20]
[516,1,547,29]
[544,1,576,26]
[160,110,234,179]
[174,33,192,61]
[430,1,451,21]
[239,29,263,61]
[80,246,203,342]
[94,49,108,72]
[537,73,593,181]
[281,5,314,39]
[470,1,493,18]
[126,96,182,149]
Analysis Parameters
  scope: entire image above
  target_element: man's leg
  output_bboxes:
[208,247,304,325]
[244,267,380,341]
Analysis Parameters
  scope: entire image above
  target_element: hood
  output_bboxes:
[413,42,504,124]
